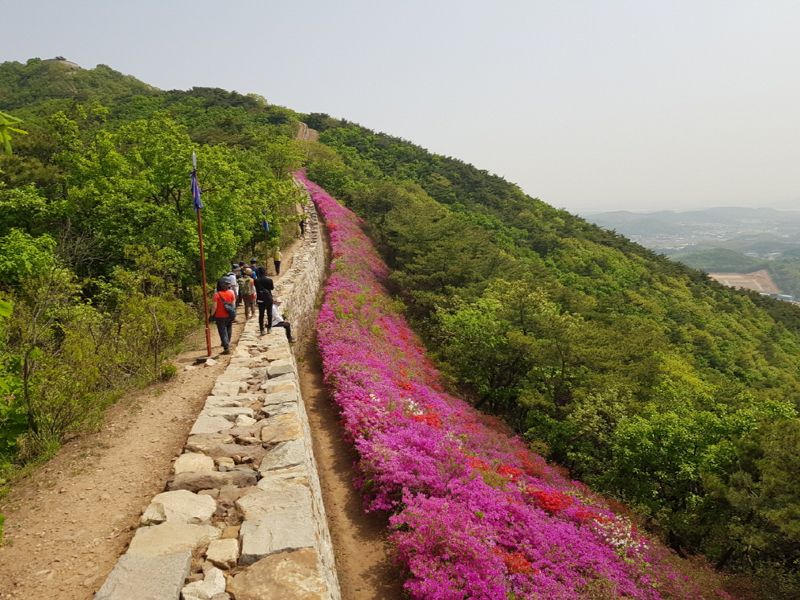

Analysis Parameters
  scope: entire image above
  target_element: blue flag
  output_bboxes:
[191,169,203,211]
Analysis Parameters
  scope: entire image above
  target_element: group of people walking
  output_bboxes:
[210,256,293,355]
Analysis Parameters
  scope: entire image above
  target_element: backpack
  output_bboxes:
[215,291,236,319]
[223,300,237,319]
[255,277,273,303]
[241,278,255,297]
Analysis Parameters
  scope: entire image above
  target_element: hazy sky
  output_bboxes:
[4,0,800,213]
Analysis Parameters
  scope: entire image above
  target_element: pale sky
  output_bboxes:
[3,0,800,212]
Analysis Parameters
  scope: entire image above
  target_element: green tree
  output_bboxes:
[0,110,27,155]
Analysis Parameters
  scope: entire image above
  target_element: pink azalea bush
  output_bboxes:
[296,171,730,600]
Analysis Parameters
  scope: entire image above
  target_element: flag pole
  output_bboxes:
[192,152,212,357]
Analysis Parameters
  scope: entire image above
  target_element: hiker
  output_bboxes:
[249,258,258,279]
[223,265,238,306]
[299,216,306,237]
[273,248,282,275]
[271,299,294,343]
[241,268,256,319]
[236,267,249,307]
[254,266,274,336]
[212,278,236,354]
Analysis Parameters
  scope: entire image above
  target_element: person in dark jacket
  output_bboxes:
[254,266,274,336]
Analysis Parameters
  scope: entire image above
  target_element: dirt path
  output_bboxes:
[0,244,303,600]
[0,327,242,599]
[298,340,404,600]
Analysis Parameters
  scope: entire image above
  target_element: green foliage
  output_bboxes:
[160,363,177,381]
[704,418,800,573]
[0,110,27,155]
[0,59,304,475]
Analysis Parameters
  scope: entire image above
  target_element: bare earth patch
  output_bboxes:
[708,268,781,294]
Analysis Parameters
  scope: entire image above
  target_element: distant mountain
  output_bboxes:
[587,206,800,232]
[585,206,800,257]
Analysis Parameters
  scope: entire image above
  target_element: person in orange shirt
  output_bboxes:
[212,278,236,354]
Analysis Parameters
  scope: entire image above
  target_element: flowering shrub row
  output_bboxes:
[296,171,728,599]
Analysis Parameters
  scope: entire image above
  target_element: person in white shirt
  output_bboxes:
[271,301,294,343]
[223,265,239,302]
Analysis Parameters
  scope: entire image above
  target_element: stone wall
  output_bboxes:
[96,196,338,599]
[279,187,326,347]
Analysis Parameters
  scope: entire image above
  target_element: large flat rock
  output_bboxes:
[235,483,312,522]
[185,433,234,453]
[141,490,216,525]
[127,522,220,557]
[205,394,262,408]
[264,391,299,406]
[184,442,267,466]
[174,453,215,474]
[228,548,328,599]
[168,470,257,492]
[212,381,245,396]
[261,380,297,394]
[204,406,256,421]
[266,359,293,378]
[259,439,305,473]
[95,550,191,600]
[261,413,302,444]
[190,415,234,436]
[239,505,316,565]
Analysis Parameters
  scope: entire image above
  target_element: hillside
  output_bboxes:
[2,59,800,596]
[304,119,800,594]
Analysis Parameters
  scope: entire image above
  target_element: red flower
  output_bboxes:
[497,464,525,481]
[411,412,442,429]
[514,450,547,477]
[466,456,490,471]
[501,551,534,575]
[572,507,602,524]
[528,488,573,513]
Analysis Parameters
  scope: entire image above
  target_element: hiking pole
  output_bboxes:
[192,152,212,357]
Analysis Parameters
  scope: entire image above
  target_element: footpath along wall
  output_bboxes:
[96,193,339,600]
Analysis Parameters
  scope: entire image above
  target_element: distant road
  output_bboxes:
[296,122,319,142]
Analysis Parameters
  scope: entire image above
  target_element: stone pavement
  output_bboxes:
[96,194,337,599]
